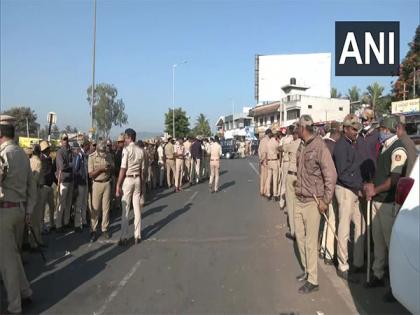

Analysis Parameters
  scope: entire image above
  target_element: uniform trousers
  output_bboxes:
[184,158,192,181]
[91,181,111,232]
[74,184,88,228]
[209,161,220,190]
[41,185,55,228]
[0,207,32,314]
[158,161,165,187]
[294,199,321,285]
[259,163,268,195]
[335,185,365,272]
[285,173,297,236]
[175,159,184,188]
[55,181,73,228]
[166,159,176,187]
[265,160,279,197]
[320,199,337,260]
[29,187,43,247]
[120,176,142,240]
[192,158,201,183]
[372,201,397,279]
[279,161,288,208]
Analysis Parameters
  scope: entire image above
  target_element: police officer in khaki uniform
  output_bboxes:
[0,115,36,314]
[116,129,144,245]
[294,115,337,294]
[258,129,271,196]
[265,129,280,200]
[164,137,176,188]
[88,141,114,242]
[29,144,44,248]
[364,117,407,296]
[209,136,222,193]
[174,138,186,192]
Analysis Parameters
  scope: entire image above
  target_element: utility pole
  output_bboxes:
[91,0,97,137]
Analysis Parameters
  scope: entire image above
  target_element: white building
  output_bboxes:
[216,108,256,140]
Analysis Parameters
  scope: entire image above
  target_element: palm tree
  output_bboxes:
[347,86,360,102]
[331,87,342,98]
[194,113,211,137]
[366,82,385,111]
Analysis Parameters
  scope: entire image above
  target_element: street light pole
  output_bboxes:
[91,0,97,136]
[172,61,187,139]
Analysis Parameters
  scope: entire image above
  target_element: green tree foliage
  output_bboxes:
[346,86,360,102]
[1,106,38,137]
[193,113,211,137]
[366,82,385,111]
[87,83,128,138]
[393,25,420,100]
[330,87,342,98]
[164,107,190,138]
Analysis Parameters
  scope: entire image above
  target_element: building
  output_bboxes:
[216,108,256,140]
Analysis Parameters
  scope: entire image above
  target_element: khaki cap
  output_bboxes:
[297,115,314,127]
[343,114,362,131]
[60,133,69,140]
[362,109,374,120]
[0,115,16,126]
[40,140,50,152]
[117,134,125,142]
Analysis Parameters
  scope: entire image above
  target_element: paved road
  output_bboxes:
[3,157,409,314]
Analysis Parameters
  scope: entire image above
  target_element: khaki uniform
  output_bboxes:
[265,137,280,197]
[29,155,43,247]
[88,151,114,233]
[279,135,293,206]
[209,142,222,191]
[0,140,36,314]
[372,135,407,280]
[202,142,211,178]
[164,142,176,187]
[258,135,269,195]
[184,140,192,181]
[140,147,148,206]
[174,143,185,189]
[283,138,300,236]
[157,145,165,187]
[120,142,144,240]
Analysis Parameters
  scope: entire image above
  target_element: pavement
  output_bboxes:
[1,156,410,314]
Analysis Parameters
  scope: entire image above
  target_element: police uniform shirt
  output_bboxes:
[88,151,114,181]
[174,143,185,158]
[283,138,301,173]
[210,142,222,159]
[120,142,144,176]
[0,140,36,214]
[266,137,280,160]
[164,142,174,159]
[382,135,407,175]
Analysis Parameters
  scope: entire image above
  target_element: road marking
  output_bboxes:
[93,259,143,315]
[186,191,199,205]
[248,162,259,176]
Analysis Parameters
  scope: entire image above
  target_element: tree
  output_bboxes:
[192,113,212,137]
[366,82,385,111]
[1,106,38,137]
[87,83,128,138]
[164,107,190,138]
[330,87,342,98]
[375,94,392,117]
[346,86,360,102]
[393,25,420,100]
[62,125,78,134]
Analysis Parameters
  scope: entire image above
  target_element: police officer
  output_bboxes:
[55,133,74,232]
[116,129,144,246]
[0,115,36,314]
[209,136,222,193]
[39,140,56,233]
[364,116,407,296]
[294,115,337,294]
[164,137,176,188]
[29,144,44,248]
[265,129,280,201]
[258,129,271,196]
[88,141,114,242]
[174,138,186,192]
[395,114,417,175]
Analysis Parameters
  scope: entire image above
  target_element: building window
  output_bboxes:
[339,107,343,111]
[308,105,312,109]
[287,109,300,120]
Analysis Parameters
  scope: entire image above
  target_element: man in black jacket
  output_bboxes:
[333,114,365,281]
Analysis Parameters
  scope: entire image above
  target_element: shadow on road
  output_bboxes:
[219,180,235,191]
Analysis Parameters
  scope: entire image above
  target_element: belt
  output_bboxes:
[0,201,26,209]
[288,171,297,176]
[126,174,141,178]
[166,158,174,160]
[267,159,278,161]
[93,179,110,183]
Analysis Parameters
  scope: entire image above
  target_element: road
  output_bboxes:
[4,157,409,314]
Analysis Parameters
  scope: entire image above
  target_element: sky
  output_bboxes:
[1,0,419,137]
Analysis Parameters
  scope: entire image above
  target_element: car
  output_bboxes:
[389,155,419,314]
[220,139,237,159]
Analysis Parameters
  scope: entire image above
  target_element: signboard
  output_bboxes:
[391,98,420,114]
[47,112,57,124]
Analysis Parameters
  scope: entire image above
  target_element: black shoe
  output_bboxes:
[21,296,33,307]
[103,231,111,239]
[134,238,142,245]
[337,269,359,283]
[364,276,385,288]
[74,227,83,233]
[285,232,296,241]
[296,272,308,282]
[324,258,335,266]
[118,239,128,246]
[90,232,97,243]
[298,281,319,294]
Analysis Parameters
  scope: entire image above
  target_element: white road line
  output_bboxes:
[185,191,199,206]
[93,259,142,315]
[248,162,259,176]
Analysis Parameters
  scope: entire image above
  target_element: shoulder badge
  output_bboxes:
[395,154,401,162]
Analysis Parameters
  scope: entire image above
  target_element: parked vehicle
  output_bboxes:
[220,139,237,159]
[389,155,419,314]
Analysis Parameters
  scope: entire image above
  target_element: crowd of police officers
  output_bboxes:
[0,115,222,314]
[258,109,417,298]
